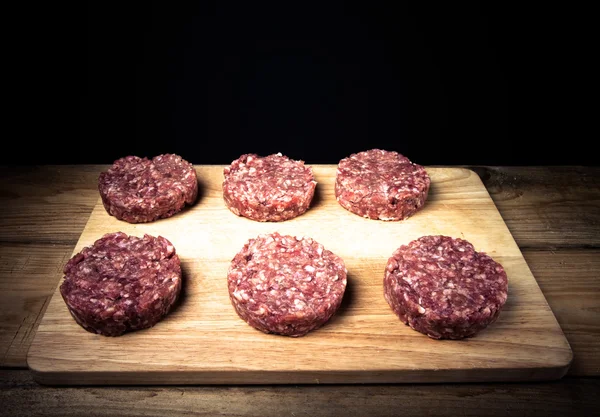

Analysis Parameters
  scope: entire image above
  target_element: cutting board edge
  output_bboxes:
[28,362,573,386]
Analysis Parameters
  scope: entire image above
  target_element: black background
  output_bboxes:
[13,2,594,166]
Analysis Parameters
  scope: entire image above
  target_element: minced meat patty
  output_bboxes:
[384,235,508,339]
[227,232,347,337]
[222,153,316,222]
[335,149,430,221]
[60,232,182,336]
[98,154,198,223]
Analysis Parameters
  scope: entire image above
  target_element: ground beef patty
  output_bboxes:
[384,235,508,339]
[222,153,317,222]
[227,233,347,337]
[335,149,430,221]
[60,232,182,337]
[99,154,198,223]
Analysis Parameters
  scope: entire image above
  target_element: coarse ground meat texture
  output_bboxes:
[222,153,317,222]
[60,232,182,337]
[384,235,508,340]
[227,233,347,337]
[98,154,198,223]
[335,149,431,221]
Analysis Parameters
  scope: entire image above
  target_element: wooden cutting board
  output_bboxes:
[27,166,573,385]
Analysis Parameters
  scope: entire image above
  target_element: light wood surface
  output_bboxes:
[26,166,572,384]
[1,164,598,415]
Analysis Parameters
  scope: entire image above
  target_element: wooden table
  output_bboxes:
[1,165,598,416]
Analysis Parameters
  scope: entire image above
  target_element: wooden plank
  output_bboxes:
[473,166,600,249]
[1,370,598,417]
[27,167,572,384]
[0,243,73,367]
[523,249,600,376]
[0,165,104,244]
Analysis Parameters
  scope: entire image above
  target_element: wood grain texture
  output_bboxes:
[27,166,572,384]
[0,243,74,367]
[523,249,600,376]
[1,370,598,417]
[473,166,600,249]
[0,165,101,367]
[0,165,102,244]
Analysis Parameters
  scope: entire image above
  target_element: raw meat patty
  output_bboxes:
[98,154,198,223]
[222,153,317,222]
[335,149,430,221]
[227,232,347,337]
[384,235,508,339]
[60,232,182,336]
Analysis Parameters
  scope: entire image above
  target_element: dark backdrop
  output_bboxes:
[14,2,592,166]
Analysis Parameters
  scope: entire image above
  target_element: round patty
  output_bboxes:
[60,232,182,337]
[384,235,508,339]
[222,153,317,222]
[99,154,198,223]
[227,233,347,337]
[335,149,430,221]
